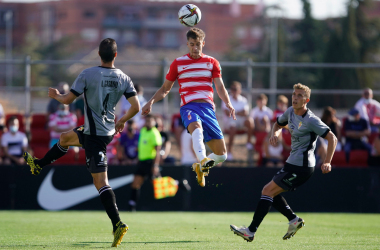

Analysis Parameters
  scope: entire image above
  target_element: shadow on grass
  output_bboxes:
[78,240,203,244]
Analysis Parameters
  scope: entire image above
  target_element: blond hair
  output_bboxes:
[293,83,311,99]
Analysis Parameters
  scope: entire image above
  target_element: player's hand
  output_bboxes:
[141,102,153,116]
[269,135,279,146]
[321,163,331,174]
[225,102,236,120]
[114,120,125,134]
[48,88,60,99]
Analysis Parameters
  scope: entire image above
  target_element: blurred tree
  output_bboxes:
[17,29,50,88]
[323,0,380,91]
[37,36,77,86]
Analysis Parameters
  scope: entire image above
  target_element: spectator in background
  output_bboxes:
[48,104,77,148]
[106,132,120,165]
[118,120,139,165]
[74,95,85,126]
[1,116,28,165]
[180,129,197,166]
[262,133,284,168]
[47,82,75,116]
[120,84,147,129]
[155,115,176,165]
[355,88,380,132]
[171,113,185,151]
[250,94,273,133]
[0,103,5,132]
[222,81,254,160]
[321,106,342,151]
[272,95,288,122]
[343,108,372,161]
[128,114,162,211]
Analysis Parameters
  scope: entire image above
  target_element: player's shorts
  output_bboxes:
[73,126,113,173]
[135,159,154,179]
[180,102,224,142]
[272,163,315,191]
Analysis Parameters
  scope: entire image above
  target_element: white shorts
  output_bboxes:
[224,116,246,129]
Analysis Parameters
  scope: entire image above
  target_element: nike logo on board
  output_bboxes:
[37,168,134,210]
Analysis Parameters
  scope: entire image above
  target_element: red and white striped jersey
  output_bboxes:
[48,112,77,139]
[166,53,222,108]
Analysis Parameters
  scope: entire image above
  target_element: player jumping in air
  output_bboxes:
[141,28,236,187]
[230,83,337,242]
[23,38,140,247]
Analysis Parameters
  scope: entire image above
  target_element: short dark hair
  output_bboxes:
[99,38,117,63]
[7,116,18,125]
[186,28,205,41]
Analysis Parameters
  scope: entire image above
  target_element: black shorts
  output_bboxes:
[272,163,315,191]
[135,160,154,179]
[74,126,113,173]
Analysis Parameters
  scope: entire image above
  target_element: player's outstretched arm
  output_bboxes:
[115,95,140,134]
[48,88,77,104]
[142,80,175,116]
[214,78,236,120]
[321,131,337,174]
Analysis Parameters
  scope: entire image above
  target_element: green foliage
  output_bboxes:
[0,211,379,249]
[15,29,77,90]
[323,0,380,92]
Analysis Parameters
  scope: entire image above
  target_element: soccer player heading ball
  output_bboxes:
[142,28,236,187]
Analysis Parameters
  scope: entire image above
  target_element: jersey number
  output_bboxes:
[102,94,110,116]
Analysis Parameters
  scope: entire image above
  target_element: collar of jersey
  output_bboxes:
[98,66,117,69]
[187,53,204,60]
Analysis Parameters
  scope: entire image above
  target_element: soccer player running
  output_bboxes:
[141,28,236,187]
[230,83,337,242]
[23,38,140,247]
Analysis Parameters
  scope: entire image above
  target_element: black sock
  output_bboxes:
[248,195,273,233]
[34,143,68,167]
[129,188,140,209]
[272,195,297,221]
[99,185,120,232]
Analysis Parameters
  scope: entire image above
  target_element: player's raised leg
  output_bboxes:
[187,121,213,187]
[206,138,227,167]
[23,128,82,175]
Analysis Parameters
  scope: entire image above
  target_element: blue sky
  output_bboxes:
[1,0,348,19]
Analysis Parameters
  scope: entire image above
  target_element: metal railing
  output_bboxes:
[1,57,380,120]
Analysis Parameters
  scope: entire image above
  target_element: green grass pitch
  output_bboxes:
[0,211,379,249]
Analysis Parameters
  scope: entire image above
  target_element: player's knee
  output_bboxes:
[59,133,69,147]
[213,153,227,164]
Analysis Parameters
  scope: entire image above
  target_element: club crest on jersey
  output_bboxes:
[77,126,84,131]
[298,122,302,129]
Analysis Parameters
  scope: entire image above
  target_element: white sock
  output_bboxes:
[192,128,207,162]
[208,153,228,165]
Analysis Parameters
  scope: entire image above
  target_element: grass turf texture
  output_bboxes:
[0,211,379,249]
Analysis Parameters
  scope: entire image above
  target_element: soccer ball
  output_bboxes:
[178,4,202,27]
